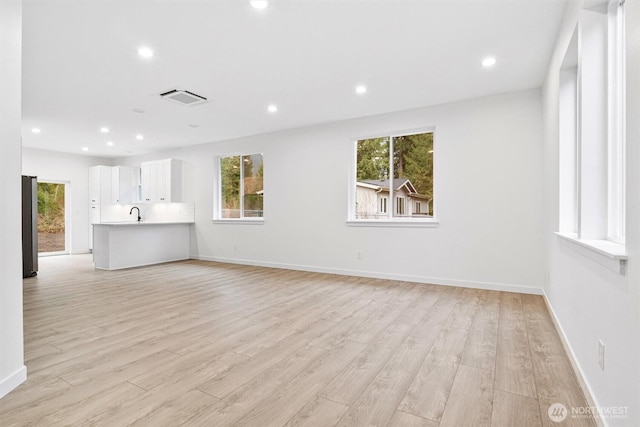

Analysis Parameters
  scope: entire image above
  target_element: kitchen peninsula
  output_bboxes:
[93,221,192,270]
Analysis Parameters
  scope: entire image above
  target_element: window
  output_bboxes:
[218,153,263,219]
[607,0,626,242]
[396,197,405,215]
[557,1,626,258]
[379,197,388,214]
[353,130,434,223]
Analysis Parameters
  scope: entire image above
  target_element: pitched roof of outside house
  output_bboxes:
[357,178,430,200]
[359,178,415,191]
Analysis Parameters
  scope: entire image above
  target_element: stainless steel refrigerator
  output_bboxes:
[22,175,38,278]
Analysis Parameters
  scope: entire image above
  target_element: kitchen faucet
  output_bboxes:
[129,206,141,222]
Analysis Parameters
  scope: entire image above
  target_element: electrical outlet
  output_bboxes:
[598,340,605,370]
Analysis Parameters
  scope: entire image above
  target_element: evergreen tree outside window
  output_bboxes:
[354,130,434,221]
[219,153,263,219]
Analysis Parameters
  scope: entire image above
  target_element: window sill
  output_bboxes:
[555,232,627,274]
[212,219,264,225]
[346,219,439,228]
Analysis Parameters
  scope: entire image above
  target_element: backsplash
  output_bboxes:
[101,202,195,223]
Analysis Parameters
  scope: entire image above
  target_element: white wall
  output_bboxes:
[22,148,113,254]
[118,89,544,293]
[0,0,26,399]
[542,1,640,425]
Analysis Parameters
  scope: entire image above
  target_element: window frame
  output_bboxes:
[379,196,388,214]
[395,196,405,216]
[606,0,626,243]
[556,0,627,271]
[212,152,265,224]
[347,126,438,228]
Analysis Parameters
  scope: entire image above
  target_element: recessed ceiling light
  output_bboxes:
[355,85,367,95]
[267,104,278,113]
[482,56,496,68]
[106,141,114,146]
[138,46,154,59]
[136,134,144,140]
[31,128,41,134]
[100,127,109,133]
[250,0,268,10]
[81,147,89,152]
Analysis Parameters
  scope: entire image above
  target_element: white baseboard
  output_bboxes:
[0,365,27,400]
[95,256,190,271]
[190,254,543,295]
[542,291,604,427]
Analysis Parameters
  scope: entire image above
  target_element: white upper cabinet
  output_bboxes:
[88,165,112,204]
[141,159,181,203]
[111,166,140,204]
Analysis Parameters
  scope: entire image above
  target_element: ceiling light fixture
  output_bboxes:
[31,128,41,134]
[482,56,496,68]
[81,147,89,152]
[138,46,154,59]
[100,127,109,133]
[106,141,114,146]
[355,85,367,95]
[250,0,268,10]
[136,134,144,140]
[267,104,278,113]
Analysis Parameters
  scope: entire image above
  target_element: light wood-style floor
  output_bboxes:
[1,255,595,427]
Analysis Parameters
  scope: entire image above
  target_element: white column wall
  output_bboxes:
[0,0,26,400]
[542,1,640,425]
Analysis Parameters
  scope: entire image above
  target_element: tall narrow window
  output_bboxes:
[354,130,434,222]
[607,0,625,242]
[557,0,626,251]
[219,153,264,219]
[379,197,388,214]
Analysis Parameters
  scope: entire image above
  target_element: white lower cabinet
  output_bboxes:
[88,204,100,250]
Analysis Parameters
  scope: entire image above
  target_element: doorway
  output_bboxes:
[37,181,69,255]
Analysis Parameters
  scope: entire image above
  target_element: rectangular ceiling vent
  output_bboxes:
[160,89,208,107]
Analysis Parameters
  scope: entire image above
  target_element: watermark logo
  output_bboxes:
[548,403,629,422]
[548,403,568,423]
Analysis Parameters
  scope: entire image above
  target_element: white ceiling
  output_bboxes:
[22,0,568,158]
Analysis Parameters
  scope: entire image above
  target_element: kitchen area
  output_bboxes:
[89,158,195,270]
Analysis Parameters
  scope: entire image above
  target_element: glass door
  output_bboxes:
[37,181,68,255]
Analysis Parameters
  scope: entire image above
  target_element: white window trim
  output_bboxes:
[212,219,265,225]
[212,153,264,223]
[556,2,626,269]
[607,0,626,243]
[347,126,438,227]
[555,232,627,273]
[347,219,440,228]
